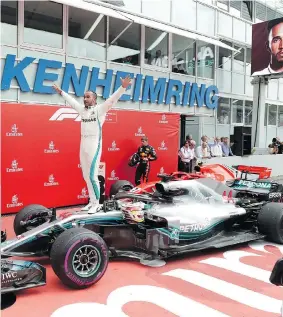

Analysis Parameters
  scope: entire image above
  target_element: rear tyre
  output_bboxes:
[258,202,283,244]
[14,204,50,235]
[50,227,109,289]
[109,180,134,197]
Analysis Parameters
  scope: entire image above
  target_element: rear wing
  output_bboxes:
[233,165,272,180]
[230,179,273,191]
[197,164,272,183]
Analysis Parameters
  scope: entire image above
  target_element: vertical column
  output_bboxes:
[251,76,269,149]
[199,116,204,144]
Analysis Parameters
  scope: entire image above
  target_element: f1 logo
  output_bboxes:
[49,108,81,121]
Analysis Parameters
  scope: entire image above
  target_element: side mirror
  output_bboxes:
[270,258,283,286]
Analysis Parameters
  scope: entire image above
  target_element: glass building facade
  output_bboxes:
[1,0,283,146]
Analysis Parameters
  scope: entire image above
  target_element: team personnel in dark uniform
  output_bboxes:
[135,136,157,185]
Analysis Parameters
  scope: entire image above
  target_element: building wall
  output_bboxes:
[1,0,283,146]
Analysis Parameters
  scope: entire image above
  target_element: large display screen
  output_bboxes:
[251,17,283,76]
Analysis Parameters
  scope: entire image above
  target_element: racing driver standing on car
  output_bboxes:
[52,76,132,214]
[135,136,157,185]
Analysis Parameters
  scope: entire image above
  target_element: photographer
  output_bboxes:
[269,137,283,154]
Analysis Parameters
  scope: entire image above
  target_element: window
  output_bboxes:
[230,1,241,17]
[232,99,243,124]
[255,2,266,22]
[1,1,17,45]
[246,23,252,45]
[108,17,140,65]
[268,79,278,100]
[24,1,63,48]
[217,97,230,124]
[264,104,268,126]
[242,1,253,22]
[278,106,283,127]
[266,7,277,21]
[171,0,196,31]
[68,7,106,60]
[122,0,141,14]
[268,104,277,125]
[197,41,215,79]
[172,34,195,76]
[217,1,229,11]
[218,13,232,38]
[233,19,246,43]
[246,48,251,75]
[279,79,283,101]
[218,40,232,71]
[142,0,170,22]
[145,27,168,69]
[244,100,253,125]
[197,4,215,37]
[233,46,245,73]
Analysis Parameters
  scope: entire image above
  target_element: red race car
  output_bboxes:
[109,163,272,197]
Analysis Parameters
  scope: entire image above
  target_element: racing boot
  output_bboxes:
[81,203,92,211]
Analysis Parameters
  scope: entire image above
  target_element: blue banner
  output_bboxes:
[1,54,218,109]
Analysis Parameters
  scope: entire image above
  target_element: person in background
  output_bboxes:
[173,58,187,74]
[186,134,193,143]
[135,136,157,185]
[268,137,281,154]
[121,56,133,64]
[210,137,223,157]
[218,111,229,124]
[200,135,212,153]
[201,135,208,143]
[274,137,283,154]
[151,50,168,68]
[268,143,279,154]
[188,140,197,172]
[277,137,283,154]
[145,52,152,64]
[179,140,194,172]
[196,142,211,159]
[221,137,234,156]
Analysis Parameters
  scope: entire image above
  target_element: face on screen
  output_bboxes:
[270,22,283,63]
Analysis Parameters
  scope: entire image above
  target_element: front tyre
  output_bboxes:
[258,202,283,244]
[14,204,51,235]
[50,228,109,289]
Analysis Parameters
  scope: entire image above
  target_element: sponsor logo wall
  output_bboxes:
[1,103,179,214]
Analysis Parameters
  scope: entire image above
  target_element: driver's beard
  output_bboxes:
[270,54,283,72]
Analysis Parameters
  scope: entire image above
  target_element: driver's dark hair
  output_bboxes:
[86,90,97,99]
[267,17,283,33]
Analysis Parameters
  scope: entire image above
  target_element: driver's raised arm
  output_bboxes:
[98,86,126,118]
[52,84,84,115]
[98,76,132,118]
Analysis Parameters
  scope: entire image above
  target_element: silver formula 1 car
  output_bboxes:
[2,177,283,290]
[0,230,46,304]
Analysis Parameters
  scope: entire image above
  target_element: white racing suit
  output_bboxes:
[61,86,126,211]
